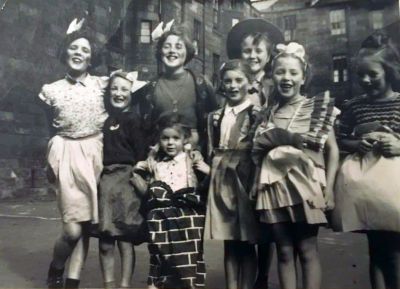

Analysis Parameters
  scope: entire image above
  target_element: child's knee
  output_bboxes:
[297,243,318,263]
[277,246,295,263]
[99,239,115,253]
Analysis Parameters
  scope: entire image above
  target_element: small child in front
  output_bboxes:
[132,113,210,289]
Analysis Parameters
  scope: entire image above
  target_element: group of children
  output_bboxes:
[41,16,400,289]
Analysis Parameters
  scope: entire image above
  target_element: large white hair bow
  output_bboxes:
[275,42,307,64]
[66,18,85,35]
[151,19,175,42]
[110,69,148,93]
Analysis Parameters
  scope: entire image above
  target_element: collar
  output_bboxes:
[161,151,187,162]
[250,71,265,84]
[225,99,252,116]
[65,73,90,86]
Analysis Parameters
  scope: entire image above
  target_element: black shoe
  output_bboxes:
[47,276,64,289]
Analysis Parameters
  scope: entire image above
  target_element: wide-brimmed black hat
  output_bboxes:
[226,18,284,59]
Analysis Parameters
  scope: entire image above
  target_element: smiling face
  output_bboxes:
[109,76,133,112]
[222,69,249,106]
[357,56,392,99]
[241,35,270,77]
[272,55,305,101]
[66,38,91,73]
[159,127,185,157]
[160,35,187,73]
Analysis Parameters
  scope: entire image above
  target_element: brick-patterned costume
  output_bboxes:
[135,152,206,288]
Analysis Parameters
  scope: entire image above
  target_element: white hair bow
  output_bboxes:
[151,19,175,41]
[66,17,85,35]
[110,69,148,93]
[276,42,306,64]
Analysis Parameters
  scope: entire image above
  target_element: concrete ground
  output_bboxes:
[0,199,370,289]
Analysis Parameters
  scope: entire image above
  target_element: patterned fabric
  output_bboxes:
[38,74,108,138]
[261,91,339,152]
[338,93,400,138]
[332,93,400,233]
[253,92,338,225]
[146,182,206,288]
[135,152,198,192]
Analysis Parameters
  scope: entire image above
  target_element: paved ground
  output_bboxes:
[0,199,370,289]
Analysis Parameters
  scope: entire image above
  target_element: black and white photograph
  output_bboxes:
[1,0,400,288]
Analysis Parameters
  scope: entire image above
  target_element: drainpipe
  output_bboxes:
[202,1,206,75]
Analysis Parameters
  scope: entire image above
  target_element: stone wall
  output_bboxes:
[0,0,124,199]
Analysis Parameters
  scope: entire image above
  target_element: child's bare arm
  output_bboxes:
[130,172,148,198]
[193,160,210,176]
[324,130,340,210]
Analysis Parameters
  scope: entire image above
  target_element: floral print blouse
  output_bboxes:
[38,74,108,138]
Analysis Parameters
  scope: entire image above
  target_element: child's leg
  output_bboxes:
[254,225,274,289]
[117,240,135,288]
[387,233,400,289]
[64,234,89,288]
[272,223,297,289]
[99,237,116,287]
[367,231,386,289]
[239,242,257,289]
[294,224,321,289]
[374,231,400,289]
[67,232,90,278]
[225,240,241,289]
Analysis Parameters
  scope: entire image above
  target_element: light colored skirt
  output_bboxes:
[204,150,258,242]
[256,146,327,225]
[47,134,103,223]
[332,151,400,232]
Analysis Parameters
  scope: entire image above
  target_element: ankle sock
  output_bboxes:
[104,281,116,289]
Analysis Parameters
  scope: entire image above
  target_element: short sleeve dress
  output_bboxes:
[38,74,108,223]
[253,92,339,225]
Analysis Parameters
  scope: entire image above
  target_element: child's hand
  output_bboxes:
[130,172,148,197]
[379,134,400,157]
[357,139,374,154]
[193,160,210,175]
[324,188,335,211]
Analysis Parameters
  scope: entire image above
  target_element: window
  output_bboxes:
[140,20,151,44]
[330,9,346,35]
[193,19,202,55]
[283,15,296,41]
[213,0,220,29]
[370,10,384,30]
[232,18,239,27]
[333,55,348,83]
